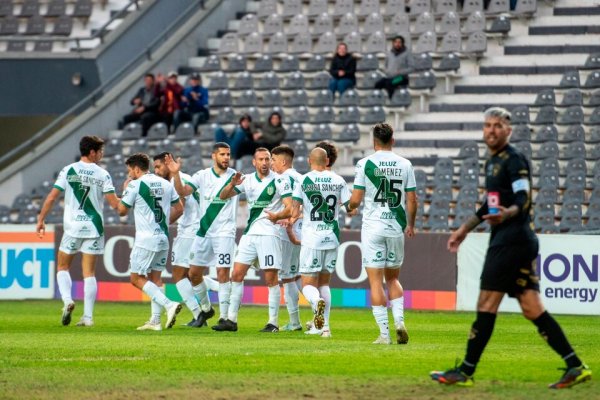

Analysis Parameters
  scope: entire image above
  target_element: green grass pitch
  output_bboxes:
[0,300,597,399]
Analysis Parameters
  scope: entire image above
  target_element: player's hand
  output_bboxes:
[482,206,509,226]
[36,220,45,238]
[447,228,467,253]
[164,153,181,174]
[277,218,290,228]
[346,207,358,216]
[265,210,279,223]
[405,225,415,238]
[231,171,245,186]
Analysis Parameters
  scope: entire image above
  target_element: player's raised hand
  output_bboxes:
[231,171,245,186]
[164,154,181,174]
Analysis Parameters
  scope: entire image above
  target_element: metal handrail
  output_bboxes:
[0,0,206,170]
[3,0,141,51]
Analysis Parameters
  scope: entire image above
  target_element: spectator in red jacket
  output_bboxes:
[159,71,185,133]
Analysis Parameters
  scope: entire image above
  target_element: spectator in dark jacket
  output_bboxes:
[254,111,286,151]
[375,35,413,99]
[159,71,185,133]
[214,114,257,159]
[120,73,161,136]
[175,73,209,132]
[328,42,356,98]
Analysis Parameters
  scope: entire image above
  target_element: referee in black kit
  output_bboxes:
[430,107,591,389]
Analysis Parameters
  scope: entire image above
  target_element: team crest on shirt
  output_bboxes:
[376,251,383,258]
[312,258,318,266]
[389,252,396,260]
[267,186,275,195]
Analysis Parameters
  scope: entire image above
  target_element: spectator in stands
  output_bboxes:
[159,71,185,133]
[120,73,161,137]
[328,42,356,98]
[175,73,209,132]
[375,35,412,99]
[253,111,287,151]
[214,114,257,159]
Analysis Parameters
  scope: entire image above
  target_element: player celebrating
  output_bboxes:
[165,143,237,327]
[117,153,183,329]
[147,152,204,329]
[214,147,293,332]
[292,147,351,338]
[431,107,592,389]
[347,123,417,345]
[270,145,303,332]
[37,135,119,327]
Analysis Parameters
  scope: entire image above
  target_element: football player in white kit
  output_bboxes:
[117,153,184,330]
[37,136,120,327]
[165,143,238,328]
[347,123,417,345]
[270,145,303,332]
[147,152,205,329]
[292,148,351,338]
[214,147,293,332]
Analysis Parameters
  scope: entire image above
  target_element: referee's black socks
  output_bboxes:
[533,311,582,369]
[461,311,497,376]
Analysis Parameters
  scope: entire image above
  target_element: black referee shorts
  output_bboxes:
[480,241,540,297]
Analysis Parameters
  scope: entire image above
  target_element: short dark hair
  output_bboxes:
[79,136,104,157]
[126,153,150,171]
[315,141,337,167]
[271,145,295,160]
[373,123,394,145]
[239,114,252,124]
[153,152,172,161]
[393,35,405,44]
[213,142,231,153]
[254,147,270,157]
[144,73,155,80]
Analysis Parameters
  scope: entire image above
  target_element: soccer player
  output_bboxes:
[292,147,351,338]
[37,136,119,327]
[214,147,293,332]
[149,152,204,329]
[165,143,237,327]
[270,145,303,331]
[430,107,592,389]
[347,123,417,345]
[117,153,184,329]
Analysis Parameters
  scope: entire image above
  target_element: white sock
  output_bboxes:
[284,282,300,326]
[372,305,389,337]
[203,275,220,292]
[268,285,280,326]
[142,281,172,310]
[218,281,232,320]
[83,277,97,320]
[390,296,405,326]
[176,279,200,319]
[228,281,244,323]
[319,285,331,329]
[150,286,164,324]
[193,281,211,312]
[56,270,73,306]
[302,285,321,312]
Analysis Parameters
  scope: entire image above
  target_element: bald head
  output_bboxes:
[309,147,328,169]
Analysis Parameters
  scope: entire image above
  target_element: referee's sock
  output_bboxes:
[533,311,582,369]
[461,311,497,376]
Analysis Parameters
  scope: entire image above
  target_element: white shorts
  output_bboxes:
[235,235,282,270]
[280,240,301,280]
[171,236,194,268]
[299,247,337,275]
[59,234,104,255]
[361,231,405,269]
[190,236,236,268]
[129,246,168,275]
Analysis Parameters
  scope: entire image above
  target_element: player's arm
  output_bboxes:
[117,201,130,216]
[169,199,183,225]
[286,223,301,245]
[266,196,293,223]
[346,188,364,213]
[165,154,194,197]
[405,190,417,238]
[447,213,481,253]
[117,182,135,217]
[36,187,61,237]
[483,157,531,226]
[220,172,244,200]
[104,192,120,210]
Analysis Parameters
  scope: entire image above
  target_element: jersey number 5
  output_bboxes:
[374,179,402,208]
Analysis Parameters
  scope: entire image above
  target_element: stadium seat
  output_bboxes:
[588,90,600,107]
[0,16,19,35]
[513,141,532,160]
[289,32,312,54]
[511,124,531,142]
[438,11,460,33]
[434,0,457,14]
[534,212,559,233]
[286,123,305,141]
[307,0,328,16]
[308,71,330,90]
[435,52,461,72]
[174,122,195,141]
[234,72,253,90]
[311,106,334,124]
[535,185,557,204]
[253,55,273,73]
[333,0,354,16]
[266,32,288,54]
[336,106,361,124]
[532,106,556,125]
[208,71,228,90]
[462,0,484,13]
[464,31,487,54]
[218,33,239,54]
[414,12,435,35]
[533,89,555,107]
[256,72,279,90]
[487,15,511,34]
[262,89,282,107]
[562,125,585,143]
[309,124,332,141]
[103,138,122,157]
[292,139,309,158]
[7,41,25,52]
[433,157,454,188]
[413,52,433,72]
[361,89,386,107]
[314,31,336,54]
[558,106,584,125]
[357,53,379,71]
[235,90,258,107]
[212,89,232,107]
[389,88,412,107]
[458,157,479,186]
[410,70,436,90]
[339,89,359,107]
[288,14,309,36]
[439,31,462,53]
[538,156,560,175]
[282,0,303,18]
[226,54,246,72]
[532,124,558,142]
[310,89,333,106]
[514,0,537,14]
[238,14,258,36]
[559,70,580,89]
[257,0,277,18]
[486,0,509,13]
[287,106,310,124]
[344,31,362,53]
[358,0,381,16]
[282,72,305,90]
[363,31,386,54]
[535,141,559,160]
[589,107,600,125]
[339,123,361,142]
[312,12,333,36]
[456,185,479,203]
[362,12,384,35]
[564,170,586,190]
[304,54,326,72]
[584,71,600,89]
[201,55,221,72]
[122,123,142,140]
[462,11,485,34]
[20,0,39,17]
[563,141,586,160]
[337,12,358,36]
[360,106,385,124]
[510,105,530,125]
[72,0,92,18]
[566,157,587,175]
[388,14,410,38]
[410,0,431,15]
[559,89,583,107]
[456,141,479,159]
[52,15,73,36]
[0,0,12,17]
[147,123,168,139]
[215,106,236,125]
[427,209,450,232]
[286,89,308,107]
[263,13,283,36]
[432,186,453,202]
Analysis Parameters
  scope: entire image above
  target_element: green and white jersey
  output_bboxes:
[235,171,292,237]
[174,172,200,239]
[292,170,351,249]
[121,173,179,251]
[187,167,237,238]
[353,150,416,236]
[279,168,302,243]
[53,161,115,238]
